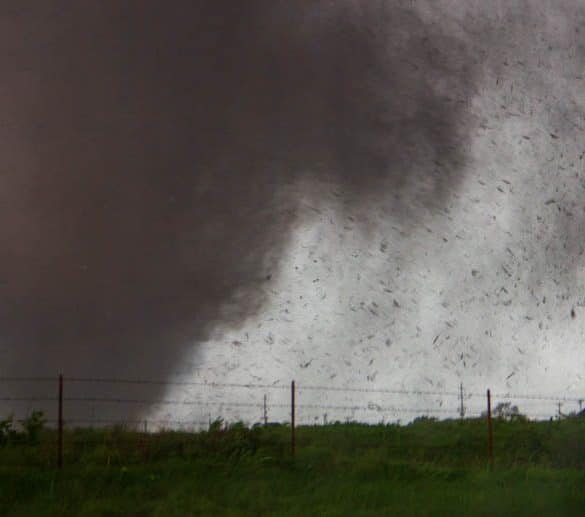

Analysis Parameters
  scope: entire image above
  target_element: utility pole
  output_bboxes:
[263,394,268,425]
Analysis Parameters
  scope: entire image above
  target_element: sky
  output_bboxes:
[2,1,585,425]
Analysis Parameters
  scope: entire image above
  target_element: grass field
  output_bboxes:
[1,417,585,516]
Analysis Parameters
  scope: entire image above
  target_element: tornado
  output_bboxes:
[8,1,582,421]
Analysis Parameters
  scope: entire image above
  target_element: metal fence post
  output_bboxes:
[291,380,295,458]
[459,382,465,419]
[58,374,63,469]
[487,389,493,469]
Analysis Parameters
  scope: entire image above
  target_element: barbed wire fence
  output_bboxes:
[0,375,582,431]
[1,375,583,468]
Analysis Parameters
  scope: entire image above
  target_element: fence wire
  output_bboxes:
[0,375,581,428]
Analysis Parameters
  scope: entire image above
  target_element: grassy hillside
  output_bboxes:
[1,417,585,515]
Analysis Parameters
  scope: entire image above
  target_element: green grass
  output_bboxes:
[1,418,585,516]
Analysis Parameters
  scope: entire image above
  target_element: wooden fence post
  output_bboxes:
[57,374,63,469]
[291,380,295,458]
[487,389,493,469]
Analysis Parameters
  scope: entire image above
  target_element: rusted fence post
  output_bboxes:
[459,382,465,419]
[487,389,493,469]
[57,374,63,469]
[291,380,295,458]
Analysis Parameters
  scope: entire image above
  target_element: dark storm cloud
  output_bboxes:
[0,1,479,417]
